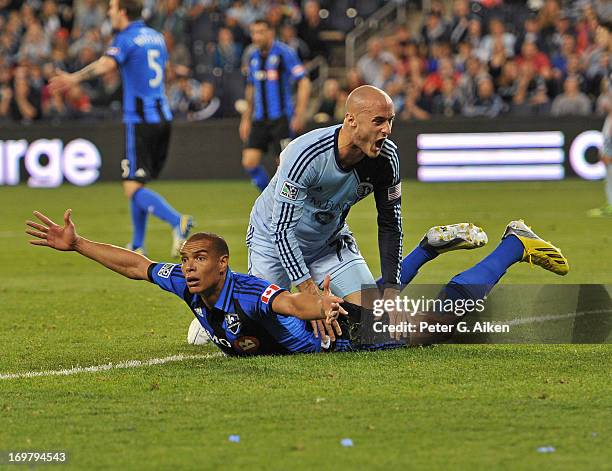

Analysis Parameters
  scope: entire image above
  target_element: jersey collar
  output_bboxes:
[213,268,235,312]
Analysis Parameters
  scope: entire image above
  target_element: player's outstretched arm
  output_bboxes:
[271,276,347,325]
[48,56,117,93]
[26,209,152,281]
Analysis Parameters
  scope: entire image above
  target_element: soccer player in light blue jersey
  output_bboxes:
[49,0,193,256]
[247,85,404,340]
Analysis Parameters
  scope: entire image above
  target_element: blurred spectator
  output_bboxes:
[9,66,42,122]
[432,77,462,116]
[314,78,344,123]
[515,15,546,56]
[480,17,516,61]
[457,56,489,105]
[357,36,396,85]
[512,62,551,115]
[73,0,104,39]
[467,17,487,61]
[167,67,200,118]
[187,81,221,120]
[150,0,187,45]
[297,0,329,60]
[462,76,504,117]
[421,12,450,47]
[423,57,460,95]
[90,68,122,117]
[372,57,399,90]
[449,0,470,47]
[64,84,92,118]
[280,24,310,61]
[496,59,520,104]
[516,40,552,79]
[41,0,61,37]
[214,27,243,70]
[18,22,52,64]
[400,81,431,120]
[551,74,592,115]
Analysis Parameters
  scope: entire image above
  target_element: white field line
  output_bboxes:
[0,352,223,381]
[1,309,610,380]
[494,309,611,327]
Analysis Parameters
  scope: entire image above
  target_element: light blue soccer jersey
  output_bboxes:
[248,124,403,287]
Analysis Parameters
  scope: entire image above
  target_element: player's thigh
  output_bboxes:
[149,121,171,178]
[308,239,376,299]
[122,122,164,183]
[269,116,292,157]
[247,246,291,290]
[243,120,269,167]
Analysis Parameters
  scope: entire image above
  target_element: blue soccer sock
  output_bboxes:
[247,165,270,192]
[130,197,148,250]
[376,244,438,288]
[132,187,181,229]
[442,235,525,301]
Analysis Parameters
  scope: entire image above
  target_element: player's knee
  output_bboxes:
[242,150,261,170]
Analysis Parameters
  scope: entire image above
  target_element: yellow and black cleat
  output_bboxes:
[502,220,569,276]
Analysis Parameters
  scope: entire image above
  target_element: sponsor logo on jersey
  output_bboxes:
[292,65,305,76]
[268,55,279,65]
[356,182,374,199]
[234,336,261,353]
[225,313,241,335]
[314,211,335,225]
[261,284,281,304]
[388,183,401,200]
[267,70,279,81]
[280,181,299,201]
[254,70,266,81]
[157,263,175,278]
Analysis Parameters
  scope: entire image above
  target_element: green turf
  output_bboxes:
[0,180,611,470]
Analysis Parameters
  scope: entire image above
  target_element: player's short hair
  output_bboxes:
[118,0,142,21]
[187,232,230,257]
[252,19,271,29]
[600,19,612,32]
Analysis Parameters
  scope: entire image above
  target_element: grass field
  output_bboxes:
[0,179,611,470]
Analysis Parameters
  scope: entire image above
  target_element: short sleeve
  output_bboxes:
[147,263,187,298]
[105,32,132,66]
[281,47,306,81]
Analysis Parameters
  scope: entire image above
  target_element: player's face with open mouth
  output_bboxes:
[356,103,395,158]
[180,240,226,294]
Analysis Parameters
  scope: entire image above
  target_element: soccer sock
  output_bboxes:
[376,245,438,288]
[247,165,270,192]
[605,164,612,206]
[132,187,181,228]
[129,196,148,249]
[442,235,525,301]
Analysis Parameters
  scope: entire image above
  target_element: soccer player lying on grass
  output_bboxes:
[26,209,346,356]
[26,211,568,352]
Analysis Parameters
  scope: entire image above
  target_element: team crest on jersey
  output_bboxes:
[225,313,241,335]
[268,55,279,65]
[157,263,175,278]
[315,211,335,225]
[280,181,299,201]
[356,182,374,199]
[261,284,281,304]
[234,336,260,353]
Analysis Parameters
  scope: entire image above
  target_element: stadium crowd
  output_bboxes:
[0,0,610,124]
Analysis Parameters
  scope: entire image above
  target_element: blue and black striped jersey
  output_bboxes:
[147,263,323,356]
[247,41,305,121]
[105,20,172,124]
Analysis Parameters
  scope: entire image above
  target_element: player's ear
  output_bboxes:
[218,254,229,272]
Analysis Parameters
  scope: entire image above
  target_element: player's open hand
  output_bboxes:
[321,274,347,328]
[48,71,77,94]
[26,209,79,251]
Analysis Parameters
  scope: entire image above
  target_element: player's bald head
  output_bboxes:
[346,85,393,115]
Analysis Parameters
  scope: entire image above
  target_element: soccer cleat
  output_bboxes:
[171,215,194,257]
[502,220,568,276]
[587,205,612,217]
[125,243,146,256]
[421,223,488,254]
